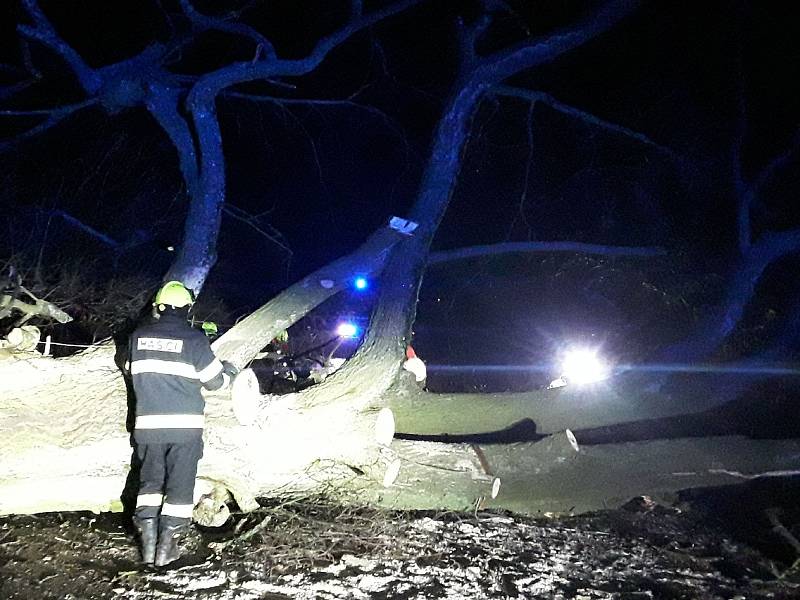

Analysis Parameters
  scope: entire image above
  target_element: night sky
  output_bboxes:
[1,1,798,344]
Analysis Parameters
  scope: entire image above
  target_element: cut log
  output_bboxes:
[0,345,401,515]
[3,326,41,351]
[355,436,800,514]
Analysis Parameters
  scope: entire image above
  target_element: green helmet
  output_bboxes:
[154,281,194,309]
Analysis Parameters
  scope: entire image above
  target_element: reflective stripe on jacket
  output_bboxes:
[130,313,227,443]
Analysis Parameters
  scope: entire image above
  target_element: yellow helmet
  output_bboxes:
[154,281,194,309]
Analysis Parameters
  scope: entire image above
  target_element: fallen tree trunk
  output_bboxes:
[2,345,798,518]
[0,345,395,516]
[385,373,752,436]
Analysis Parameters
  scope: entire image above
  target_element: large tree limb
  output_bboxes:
[310,0,643,410]
[386,371,752,437]
[18,0,101,94]
[359,435,800,514]
[144,82,199,194]
[474,0,638,83]
[2,344,797,520]
[167,0,424,290]
[212,224,407,367]
[187,0,425,104]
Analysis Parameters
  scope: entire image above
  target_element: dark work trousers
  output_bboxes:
[134,439,203,524]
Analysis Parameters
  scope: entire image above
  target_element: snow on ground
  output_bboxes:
[3,498,798,599]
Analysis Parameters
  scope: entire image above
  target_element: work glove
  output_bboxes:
[222,360,240,378]
[201,321,219,337]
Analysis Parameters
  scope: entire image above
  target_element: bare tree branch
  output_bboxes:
[506,101,535,239]
[493,85,677,159]
[18,0,101,94]
[428,241,666,265]
[188,0,425,104]
[751,129,800,209]
[0,63,29,79]
[0,80,37,102]
[221,89,410,144]
[47,210,121,249]
[222,204,293,257]
[475,0,638,84]
[0,99,97,151]
[663,226,800,361]
[144,82,199,193]
[735,126,800,257]
[177,0,277,59]
[455,13,492,70]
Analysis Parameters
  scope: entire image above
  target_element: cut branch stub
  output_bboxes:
[375,407,395,446]
[566,429,579,452]
[491,477,501,499]
[231,368,260,425]
[383,458,401,487]
[535,429,582,461]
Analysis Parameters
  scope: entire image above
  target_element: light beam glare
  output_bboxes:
[561,349,608,384]
[426,363,800,376]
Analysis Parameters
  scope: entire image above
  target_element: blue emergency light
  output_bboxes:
[336,322,359,338]
[354,277,368,291]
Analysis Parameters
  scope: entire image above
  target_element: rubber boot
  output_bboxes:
[133,517,157,565]
[155,519,186,567]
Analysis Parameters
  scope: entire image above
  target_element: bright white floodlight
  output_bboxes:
[336,322,359,338]
[561,348,608,385]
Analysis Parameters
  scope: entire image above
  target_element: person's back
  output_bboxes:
[130,311,225,444]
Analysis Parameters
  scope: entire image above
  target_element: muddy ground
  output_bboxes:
[2,480,800,600]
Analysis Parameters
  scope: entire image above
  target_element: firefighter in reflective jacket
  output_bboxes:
[129,281,235,567]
